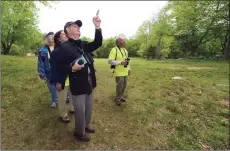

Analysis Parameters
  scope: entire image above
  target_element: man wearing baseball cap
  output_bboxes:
[38,31,58,108]
[55,10,102,142]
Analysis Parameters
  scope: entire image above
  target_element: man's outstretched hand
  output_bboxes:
[93,10,101,29]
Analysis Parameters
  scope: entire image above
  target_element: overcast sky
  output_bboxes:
[37,1,168,39]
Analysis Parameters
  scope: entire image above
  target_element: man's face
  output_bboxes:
[68,23,81,37]
[119,38,125,47]
[60,31,68,42]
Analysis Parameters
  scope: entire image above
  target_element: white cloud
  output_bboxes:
[37,1,168,39]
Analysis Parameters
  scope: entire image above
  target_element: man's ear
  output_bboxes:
[66,27,70,34]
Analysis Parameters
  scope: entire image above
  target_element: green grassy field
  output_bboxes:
[1,55,229,150]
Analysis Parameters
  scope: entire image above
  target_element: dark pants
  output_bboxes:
[115,76,128,102]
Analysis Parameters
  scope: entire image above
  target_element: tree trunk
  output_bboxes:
[221,31,228,55]
[1,41,13,55]
[156,35,162,59]
[3,45,11,55]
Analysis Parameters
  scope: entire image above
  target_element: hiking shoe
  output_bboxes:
[85,126,95,133]
[69,110,75,114]
[66,99,70,103]
[121,98,127,102]
[51,103,56,108]
[74,132,91,142]
[116,100,122,106]
[60,115,70,123]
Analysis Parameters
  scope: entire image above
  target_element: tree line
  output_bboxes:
[95,1,230,60]
[1,1,229,60]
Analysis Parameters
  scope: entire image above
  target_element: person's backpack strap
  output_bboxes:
[123,48,128,58]
[115,48,118,60]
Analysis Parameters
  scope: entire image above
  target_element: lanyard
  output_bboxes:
[117,47,127,59]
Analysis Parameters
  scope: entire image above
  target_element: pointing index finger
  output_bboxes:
[96,10,100,16]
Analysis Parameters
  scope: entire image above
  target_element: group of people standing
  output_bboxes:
[37,10,131,142]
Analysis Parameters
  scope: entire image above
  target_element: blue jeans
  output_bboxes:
[46,80,58,104]
[66,91,70,102]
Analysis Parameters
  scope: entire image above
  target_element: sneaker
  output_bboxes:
[69,110,75,114]
[115,100,122,106]
[66,96,70,103]
[74,132,91,142]
[51,103,56,108]
[60,115,70,123]
[121,98,127,102]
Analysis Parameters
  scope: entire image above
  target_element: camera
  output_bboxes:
[124,58,130,67]
[110,65,115,69]
[70,53,94,67]
[70,55,87,66]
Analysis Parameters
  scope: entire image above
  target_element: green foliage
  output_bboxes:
[10,44,22,55]
[160,48,170,59]
[132,1,229,60]
[125,38,140,57]
[1,1,55,55]
[95,37,116,58]
[1,0,229,60]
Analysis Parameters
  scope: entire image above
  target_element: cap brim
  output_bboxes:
[45,32,54,37]
[64,20,82,31]
[74,20,82,27]
[43,32,54,40]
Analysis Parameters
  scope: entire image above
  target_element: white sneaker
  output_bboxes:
[51,103,56,108]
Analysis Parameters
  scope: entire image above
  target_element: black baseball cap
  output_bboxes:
[64,20,82,29]
[43,32,54,40]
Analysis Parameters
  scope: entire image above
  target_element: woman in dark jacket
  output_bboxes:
[50,30,74,123]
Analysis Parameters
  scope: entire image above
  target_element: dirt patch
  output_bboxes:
[187,67,218,70]
[173,76,183,80]
[168,67,182,70]
[168,66,218,70]
[216,84,229,87]
[199,141,211,150]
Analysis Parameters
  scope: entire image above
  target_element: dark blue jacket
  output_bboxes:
[50,42,67,90]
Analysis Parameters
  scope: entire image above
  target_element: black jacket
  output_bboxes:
[56,29,102,95]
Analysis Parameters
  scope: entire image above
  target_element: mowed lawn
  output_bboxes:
[1,55,229,150]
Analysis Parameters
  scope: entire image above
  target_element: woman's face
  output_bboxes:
[46,35,54,46]
[60,31,68,42]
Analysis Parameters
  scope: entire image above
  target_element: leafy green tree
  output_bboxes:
[1,1,55,54]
